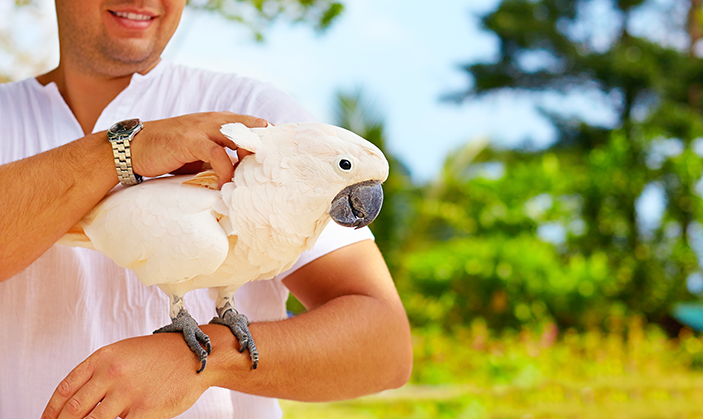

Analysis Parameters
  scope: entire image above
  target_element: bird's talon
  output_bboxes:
[199,333,212,354]
[155,309,212,372]
[197,359,207,374]
[210,311,259,369]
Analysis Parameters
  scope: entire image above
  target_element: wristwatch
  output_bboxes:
[108,118,144,186]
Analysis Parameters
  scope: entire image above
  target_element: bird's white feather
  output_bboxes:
[220,122,262,153]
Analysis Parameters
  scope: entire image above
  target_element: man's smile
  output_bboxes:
[110,11,154,21]
[107,9,157,30]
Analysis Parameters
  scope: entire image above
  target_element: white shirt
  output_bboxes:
[0,61,373,419]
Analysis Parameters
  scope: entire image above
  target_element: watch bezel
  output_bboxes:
[108,118,142,138]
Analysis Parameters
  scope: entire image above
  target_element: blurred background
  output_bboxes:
[5,0,703,417]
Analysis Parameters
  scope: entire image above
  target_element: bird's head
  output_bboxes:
[221,122,389,229]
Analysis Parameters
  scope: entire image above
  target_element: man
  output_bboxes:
[0,0,413,418]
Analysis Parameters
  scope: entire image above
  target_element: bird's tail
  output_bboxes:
[56,224,96,250]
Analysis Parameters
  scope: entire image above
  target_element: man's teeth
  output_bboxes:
[113,11,152,21]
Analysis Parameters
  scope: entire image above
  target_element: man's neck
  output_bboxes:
[36,59,160,135]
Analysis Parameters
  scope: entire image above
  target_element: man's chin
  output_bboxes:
[98,42,164,75]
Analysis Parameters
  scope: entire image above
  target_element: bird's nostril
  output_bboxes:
[350,195,366,219]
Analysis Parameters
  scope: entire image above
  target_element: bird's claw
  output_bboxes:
[154,309,211,373]
[210,309,259,369]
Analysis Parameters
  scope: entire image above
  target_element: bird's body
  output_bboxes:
[59,122,389,371]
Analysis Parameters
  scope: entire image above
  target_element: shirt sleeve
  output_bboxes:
[275,222,376,281]
[238,81,318,124]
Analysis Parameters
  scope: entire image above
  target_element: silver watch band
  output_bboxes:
[110,137,141,186]
[108,119,143,186]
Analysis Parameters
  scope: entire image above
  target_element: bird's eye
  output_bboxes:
[339,159,352,171]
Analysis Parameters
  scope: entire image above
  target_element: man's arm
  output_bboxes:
[0,112,267,281]
[40,240,413,419]
[214,239,413,400]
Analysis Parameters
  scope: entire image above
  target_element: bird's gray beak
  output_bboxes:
[329,180,384,229]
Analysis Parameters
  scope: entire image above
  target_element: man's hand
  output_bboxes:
[40,333,213,419]
[132,112,268,188]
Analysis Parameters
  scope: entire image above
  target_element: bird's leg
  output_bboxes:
[154,291,212,373]
[209,288,259,369]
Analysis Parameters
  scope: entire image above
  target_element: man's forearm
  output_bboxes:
[203,293,412,401]
[0,132,117,281]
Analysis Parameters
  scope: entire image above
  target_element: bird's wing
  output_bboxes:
[182,170,219,190]
[77,176,230,287]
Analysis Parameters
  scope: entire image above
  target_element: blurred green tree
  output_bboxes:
[400,0,703,331]
[333,90,416,272]
[186,0,344,41]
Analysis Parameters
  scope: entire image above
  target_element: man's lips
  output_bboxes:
[108,10,156,29]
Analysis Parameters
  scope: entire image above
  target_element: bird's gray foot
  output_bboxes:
[209,309,259,369]
[154,308,212,373]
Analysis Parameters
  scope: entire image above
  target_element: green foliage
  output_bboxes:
[283,320,703,418]
[298,1,703,333]
[395,0,703,331]
[397,145,616,330]
[410,316,703,386]
[187,0,344,41]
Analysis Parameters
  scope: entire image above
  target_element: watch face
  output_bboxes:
[110,119,140,134]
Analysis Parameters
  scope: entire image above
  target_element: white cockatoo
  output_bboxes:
[59,122,389,372]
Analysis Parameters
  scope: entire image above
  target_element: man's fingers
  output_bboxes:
[83,397,126,419]
[237,148,253,162]
[41,363,94,419]
[198,145,235,188]
[129,112,268,179]
[171,161,205,176]
[56,381,106,419]
[219,112,268,128]
[212,135,238,151]
[210,113,266,150]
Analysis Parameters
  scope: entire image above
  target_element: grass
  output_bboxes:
[281,316,703,418]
